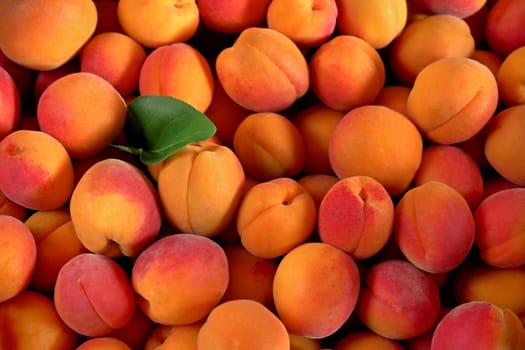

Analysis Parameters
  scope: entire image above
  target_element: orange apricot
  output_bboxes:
[497,46,525,107]
[197,299,290,350]
[0,0,97,70]
[406,57,498,144]
[371,85,411,116]
[297,174,339,208]
[309,35,385,111]
[0,130,75,211]
[329,105,423,197]
[117,0,199,48]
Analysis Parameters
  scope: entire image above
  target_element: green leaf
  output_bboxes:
[112,95,216,165]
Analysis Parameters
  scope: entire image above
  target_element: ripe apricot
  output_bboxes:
[497,46,525,107]
[484,0,525,57]
[198,0,272,33]
[329,105,423,197]
[0,66,20,139]
[0,0,97,70]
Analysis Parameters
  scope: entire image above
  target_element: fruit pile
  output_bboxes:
[0,0,524,349]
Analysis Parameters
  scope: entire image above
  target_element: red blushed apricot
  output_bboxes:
[0,291,79,349]
[410,0,487,18]
[273,242,361,339]
[334,331,404,350]
[198,299,290,350]
[25,209,87,293]
[297,174,339,209]
[216,27,309,112]
[372,85,411,116]
[0,66,20,139]
[471,49,502,77]
[233,112,306,180]
[318,176,394,260]
[221,244,278,307]
[395,181,475,274]
[407,57,498,145]
[70,158,162,258]
[54,253,136,337]
[237,177,317,259]
[293,104,344,175]
[474,188,525,268]
[388,14,475,85]
[485,0,525,58]
[0,130,75,211]
[484,105,525,186]
[76,337,131,350]
[37,72,127,159]
[329,105,423,197]
[497,46,525,107]
[80,32,147,96]
[335,0,407,49]
[198,0,272,33]
[452,258,525,324]
[431,302,525,349]
[414,145,484,209]
[132,234,229,326]
[0,189,26,221]
[309,35,385,111]
[267,0,338,48]
[205,79,250,147]
[356,259,441,340]
[158,143,245,237]
[117,0,199,48]
[139,42,214,112]
[0,215,36,302]
[0,0,96,71]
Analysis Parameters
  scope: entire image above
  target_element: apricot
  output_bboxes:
[37,72,128,159]
[471,49,502,77]
[318,176,395,260]
[414,145,484,209]
[453,258,525,324]
[237,177,317,259]
[197,299,288,349]
[474,188,525,268]
[431,302,525,349]
[132,233,229,326]
[273,242,361,338]
[0,291,79,349]
[25,209,88,293]
[54,253,136,337]
[411,0,487,18]
[335,0,407,49]
[198,0,272,33]
[497,46,525,107]
[334,331,404,349]
[221,244,278,306]
[266,0,338,48]
[395,181,475,273]
[388,14,475,85]
[406,57,499,144]
[293,104,344,175]
[0,66,20,139]
[80,32,147,97]
[309,35,385,111]
[75,337,131,350]
[138,42,214,112]
[0,129,75,210]
[0,215,36,303]
[158,142,245,237]
[0,189,26,221]
[485,0,525,57]
[233,112,306,180]
[484,105,525,186]
[216,27,309,112]
[0,0,97,70]
[329,105,423,197]
[356,259,441,340]
[70,158,162,258]
[117,0,199,48]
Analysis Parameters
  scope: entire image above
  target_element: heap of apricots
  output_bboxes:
[0,0,525,349]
